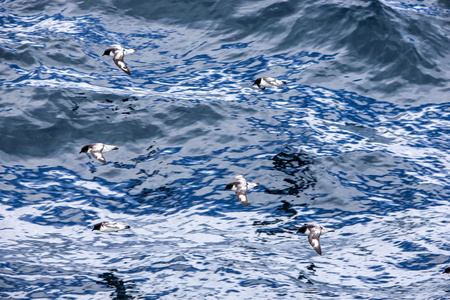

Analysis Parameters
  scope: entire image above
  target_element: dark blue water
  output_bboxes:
[1,0,450,299]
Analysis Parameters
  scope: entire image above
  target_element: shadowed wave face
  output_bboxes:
[0,0,449,299]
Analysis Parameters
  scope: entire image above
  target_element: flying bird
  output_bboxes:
[102,45,137,75]
[253,77,287,90]
[224,174,260,207]
[92,221,131,232]
[298,224,335,255]
[79,143,118,164]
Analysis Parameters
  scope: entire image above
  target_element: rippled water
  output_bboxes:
[1,0,450,299]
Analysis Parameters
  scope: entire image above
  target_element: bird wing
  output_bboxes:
[308,227,322,255]
[247,182,260,189]
[102,144,119,152]
[236,191,249,207]
[235,183,249,206]
[265,77,283,87]
[103,222,118,228]
[124,49,137,55]
[233,174,246,182]
[113,58,131,75]
[91,151,107,163]
[102,222,121,232]
[89,143,103,152]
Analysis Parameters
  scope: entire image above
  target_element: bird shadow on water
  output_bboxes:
[264,149,317,196]
[96,270,135,300]
[255,148,317,235]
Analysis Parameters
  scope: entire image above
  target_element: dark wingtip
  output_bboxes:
[125,225,131,229]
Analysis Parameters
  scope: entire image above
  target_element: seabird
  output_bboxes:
[443,267,450,274]
[102,45,137,75]
[79,143,118,164]
[298,224,335,255]
[224,174,260,207]
[253,77,287,90]
[92,221,131,232]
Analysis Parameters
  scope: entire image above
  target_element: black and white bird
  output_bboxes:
[102,45,137,75]
[224,174,260,207]
[92,221,131,232]
[297,224,335,255]
[253,77,287,90]
[79,143,118,164]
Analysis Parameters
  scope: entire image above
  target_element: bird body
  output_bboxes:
[79,143,118,164]
[225,174,260,207]
[92,221,131,232]
[298,224,334,255]
[253,77,287,90]
[102,45,137,75]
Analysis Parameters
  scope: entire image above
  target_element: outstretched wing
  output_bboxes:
[124,49,137,55]
[91,151,107,164]
[308,227,322,255]
[265,77,283,87]
[233,174,246,182]
[102,144,119,152]
[236,190,249,207]
[103,222,120,230]
[113,58,131,75]
[247,182,260,189]
[235,183,249,206]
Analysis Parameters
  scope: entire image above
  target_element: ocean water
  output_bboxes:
[0,0,449,299]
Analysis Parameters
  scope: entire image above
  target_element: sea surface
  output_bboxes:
[0,0,449,299]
